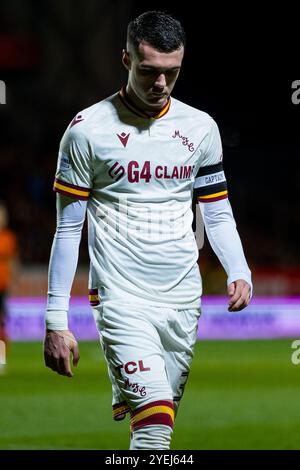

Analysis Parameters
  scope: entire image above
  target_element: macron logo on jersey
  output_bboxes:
[117,132,130,148]
[70,115,84,128]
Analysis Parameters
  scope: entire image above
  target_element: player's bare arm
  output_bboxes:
[44,329,79,377]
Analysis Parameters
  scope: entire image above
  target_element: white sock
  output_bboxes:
[130,425,172,450]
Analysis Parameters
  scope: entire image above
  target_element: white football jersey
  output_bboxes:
[53,89,225,308]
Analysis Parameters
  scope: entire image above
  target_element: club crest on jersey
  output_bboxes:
[117,132,130,148]
[172,130,195,152]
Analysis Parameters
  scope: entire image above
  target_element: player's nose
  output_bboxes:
[154,73,166,90]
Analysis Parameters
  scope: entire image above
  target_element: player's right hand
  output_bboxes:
[44,329,80,377]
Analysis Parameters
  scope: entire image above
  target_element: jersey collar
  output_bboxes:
[118,86,171,119]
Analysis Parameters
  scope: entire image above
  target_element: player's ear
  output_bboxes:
[122,49,131,71]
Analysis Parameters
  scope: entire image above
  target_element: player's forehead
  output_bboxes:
[134,41,184,70]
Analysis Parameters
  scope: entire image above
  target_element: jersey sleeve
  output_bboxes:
[194,119,228,203]
[53,118,93,200]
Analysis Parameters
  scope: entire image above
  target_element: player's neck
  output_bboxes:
[125,85,168,118]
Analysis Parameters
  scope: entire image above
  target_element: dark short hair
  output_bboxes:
[127,10,185,53]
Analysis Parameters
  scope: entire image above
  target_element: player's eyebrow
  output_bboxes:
[139,65,181,72]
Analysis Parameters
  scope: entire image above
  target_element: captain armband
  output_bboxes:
[194,162,228,203]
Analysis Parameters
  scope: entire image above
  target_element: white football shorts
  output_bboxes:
[92,300,200,432]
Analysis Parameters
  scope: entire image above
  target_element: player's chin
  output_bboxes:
[147,94,168,106]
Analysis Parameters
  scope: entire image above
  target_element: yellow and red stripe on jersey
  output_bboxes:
[118,86,171,119]
[112,401,131,421]
[88,288,100,307]
[130,400,174,431]
[53,178,90,200]
[198,190,228,203]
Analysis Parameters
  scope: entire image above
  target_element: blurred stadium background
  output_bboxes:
[0,0,300,450]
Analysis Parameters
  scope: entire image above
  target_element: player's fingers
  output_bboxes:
[229,293,249,311]
[228,280,251,307]
[241,287,251,308]
[46,353,71,376]
[227,282,235,297]
[44,349,51,366]
[44,351,58,371]
[44,353,54,370]
[59,355,73,377]
[239,292,251,311]
[228,283,243,307]
[52,355,64,375]
[229,299,245,312]
[229,285,251,312]
[72,344,80,367]
[46,355,62,374]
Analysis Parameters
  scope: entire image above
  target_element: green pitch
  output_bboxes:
[0,339,300,449]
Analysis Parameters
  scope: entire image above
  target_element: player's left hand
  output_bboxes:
[227,279,251,312]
